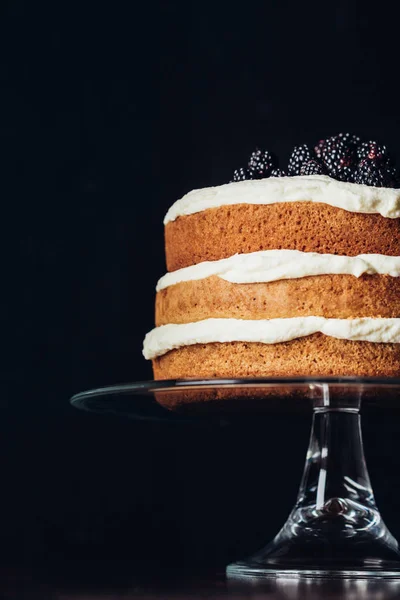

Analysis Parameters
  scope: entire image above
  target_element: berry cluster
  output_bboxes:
[232,134,399,188]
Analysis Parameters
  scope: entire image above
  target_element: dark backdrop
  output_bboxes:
[2,0,400,584]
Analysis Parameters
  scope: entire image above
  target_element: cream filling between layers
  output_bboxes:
[143,317,400,359]
[164,175,400,223]
[156,250,400,290]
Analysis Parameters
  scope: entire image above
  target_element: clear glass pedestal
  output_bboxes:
[71,377,400,579]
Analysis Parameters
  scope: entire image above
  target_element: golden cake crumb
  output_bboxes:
[165,202,400,271]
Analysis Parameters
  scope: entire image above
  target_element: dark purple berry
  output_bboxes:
[335,165,356,183]
[353,159,396,188]
[321,134,358,181]
[322,138,354,168]
[388,164,400,187]
[338,132,361,146]
[288,144,312,175]
[314,139,326,159]
[248,149,277,179]
[270,168,287,177]
[300,160,326,176]
[232,167,253,182]
[357,141,388,162]
[319,133,359,161]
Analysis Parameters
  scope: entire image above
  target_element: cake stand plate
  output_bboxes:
[71,377,400,580]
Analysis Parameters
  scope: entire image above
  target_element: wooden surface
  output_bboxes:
[3,566,400,599]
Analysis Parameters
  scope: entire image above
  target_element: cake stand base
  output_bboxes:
[228,384,400,580]
[228,563,400,580]
[228,532,400,580]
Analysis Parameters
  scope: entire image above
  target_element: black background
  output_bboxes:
[2,0,400,582]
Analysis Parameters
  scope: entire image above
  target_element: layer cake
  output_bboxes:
[143,174,400,380]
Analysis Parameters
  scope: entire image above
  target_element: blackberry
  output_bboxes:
[357,141,388,162]
[317,133,359,162]
[388,164,400,188]
[314,139,326,159]
[270,169,287,177]
[334,165,356,183]
[288,144,312,175]
[338,132,360,146]
[353,159,396,187]
[232,167,253,182]
[248,149,276,178]
[387,164,399,187]
[300,160,325,176]
[321,134,358,182]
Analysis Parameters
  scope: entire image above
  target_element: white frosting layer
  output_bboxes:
[143,317,400,359]
[164,175,400,223]
[156,250,400,291]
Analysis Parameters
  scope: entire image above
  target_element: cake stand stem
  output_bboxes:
[227,383,400,579]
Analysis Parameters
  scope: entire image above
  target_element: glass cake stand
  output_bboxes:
[71,377,400,580]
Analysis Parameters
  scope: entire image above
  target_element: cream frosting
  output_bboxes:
[143,317,400,359]
[164,175,400,223]
[156,250,400,291]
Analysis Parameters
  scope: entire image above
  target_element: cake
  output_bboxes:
[143,137,400,383]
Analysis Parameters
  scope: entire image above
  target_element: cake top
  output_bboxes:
[164,175,400,224]
[165,132,400,223]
